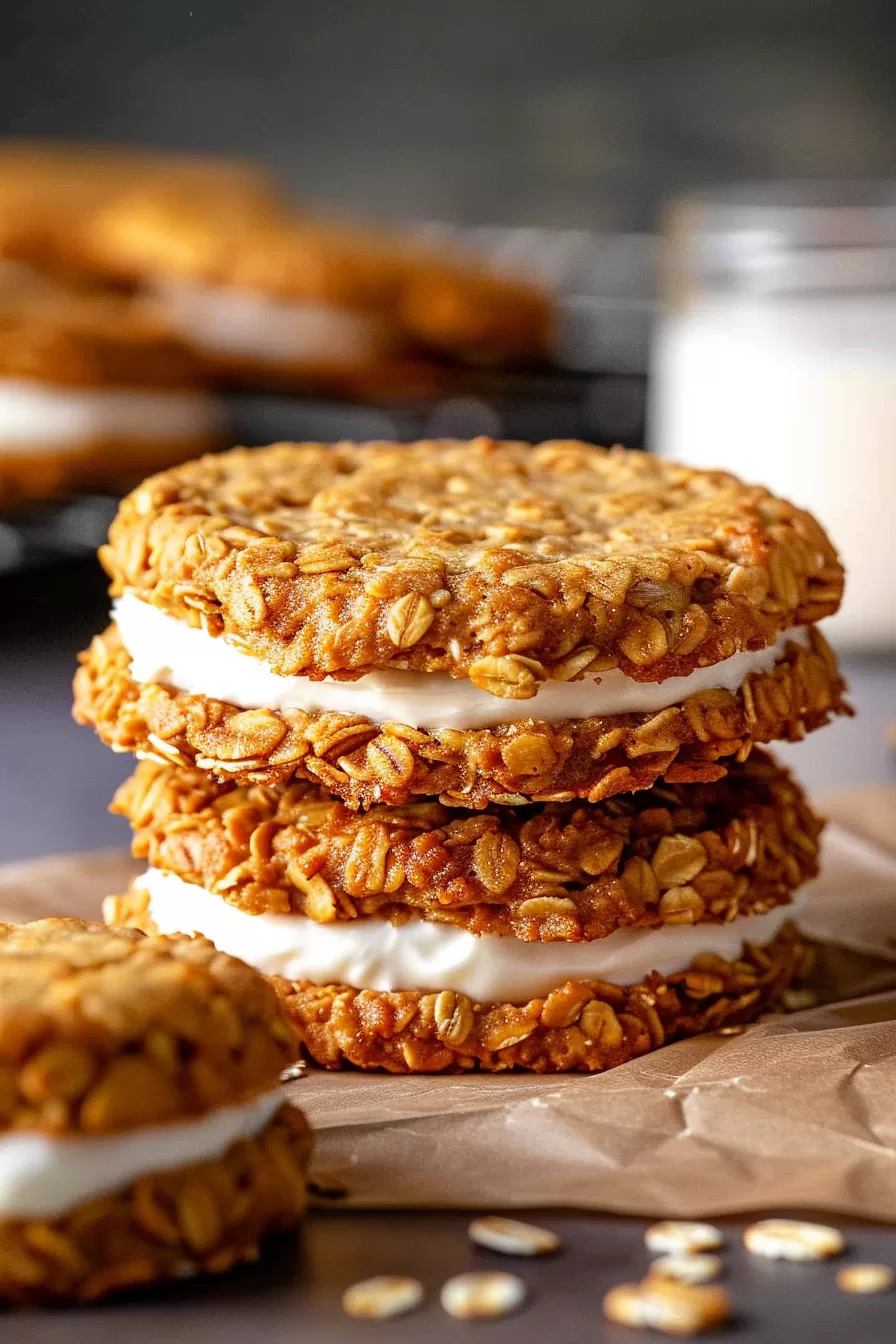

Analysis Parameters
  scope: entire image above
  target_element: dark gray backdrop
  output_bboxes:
[2,0,895,229]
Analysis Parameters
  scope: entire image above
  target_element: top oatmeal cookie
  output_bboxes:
[101,438,843,690]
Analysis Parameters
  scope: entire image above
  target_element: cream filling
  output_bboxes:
[130,867,804,1003]
[0,378,219,452]
[114,593,809,731]
[0,1088,282,1220]
[151,279,385,364]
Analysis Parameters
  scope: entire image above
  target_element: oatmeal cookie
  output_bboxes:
[0,279,221,507]
[83,188,551,368]
[110,897,811,1074]
[0,139,280,275]
[0,1104,310,1304]
[0,918,296,1130]
[74,620,847,808]
[98,439,843,682]
[0,918,310,1302]
[113,751,822,942]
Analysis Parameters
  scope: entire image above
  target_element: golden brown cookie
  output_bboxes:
[0,918,310,1303]
[0,139,279,276]
[112,751,822,942]
[82,187,552,372]
[0,277,222,507]
[97,440,844,681]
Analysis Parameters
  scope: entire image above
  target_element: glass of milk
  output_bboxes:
[650,186,896,651]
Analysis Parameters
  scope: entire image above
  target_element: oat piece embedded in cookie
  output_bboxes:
[0,918,310,1303]
[99,439,844,683]
[112,750,822,941]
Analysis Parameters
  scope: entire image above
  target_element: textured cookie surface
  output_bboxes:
[114,751,821,941]
[0,919,297,1135]
[0,1103,310,1304]
[110,899,810,1074]
[99,439,844,684]
[74,620,848,808]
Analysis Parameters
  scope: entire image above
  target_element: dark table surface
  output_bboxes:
[12,1210,896,1342]
[2,559,896,1340]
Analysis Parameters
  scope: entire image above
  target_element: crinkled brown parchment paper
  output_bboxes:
[2,789,895,1220]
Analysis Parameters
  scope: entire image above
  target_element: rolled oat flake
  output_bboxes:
[468,1215,560,1257]
[836,1264,894,1295]
[441,1271,527,1319]
[603,1278,731,1335]
[743,1219,844,1261]
[648,1253,723,1285]
[645,1221,724,1255]
[342,1275,425,1319]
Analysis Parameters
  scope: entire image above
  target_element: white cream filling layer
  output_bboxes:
[0,1088,282,1220]
[0,378,219,452]
[114,593,808,731]
[151,279,384,364]
[131,867,804,1003]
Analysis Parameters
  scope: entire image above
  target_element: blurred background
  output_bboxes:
[1,0,894,861]
[4,0,896,225]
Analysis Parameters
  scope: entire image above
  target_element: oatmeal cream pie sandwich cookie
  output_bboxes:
[0,278,222,507]
[80,186,552,384]
[106,752,821,1073]
[74,438,848,809]
[0,918,311,1304]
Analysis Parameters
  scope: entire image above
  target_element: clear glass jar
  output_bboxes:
[650,185,896,650]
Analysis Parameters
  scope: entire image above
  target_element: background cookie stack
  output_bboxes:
[0,140,552,513]
[75,437,848,1073]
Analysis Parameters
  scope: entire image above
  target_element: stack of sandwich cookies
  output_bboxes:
[0,918,311,1303]
[0,277,222,506]
[0,142,551,401]
[74,437,847,1072]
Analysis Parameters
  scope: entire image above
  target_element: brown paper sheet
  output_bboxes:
[2,789,896,1220]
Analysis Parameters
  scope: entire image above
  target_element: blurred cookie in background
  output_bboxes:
[0,139,281,283]
[0,273,223,509]
[80,184,553,389]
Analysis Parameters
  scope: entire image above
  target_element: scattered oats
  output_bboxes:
[645,1222,723,1255]
[648,1254,723,1285]
[836,1264,894,1295]
[744,1219,844,1261]
[603,1278,731,1336]
[468,1215,560,1257]
[440,1271,527,1320]
[342,1275,425,1319]
[279,1060,307,1082]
